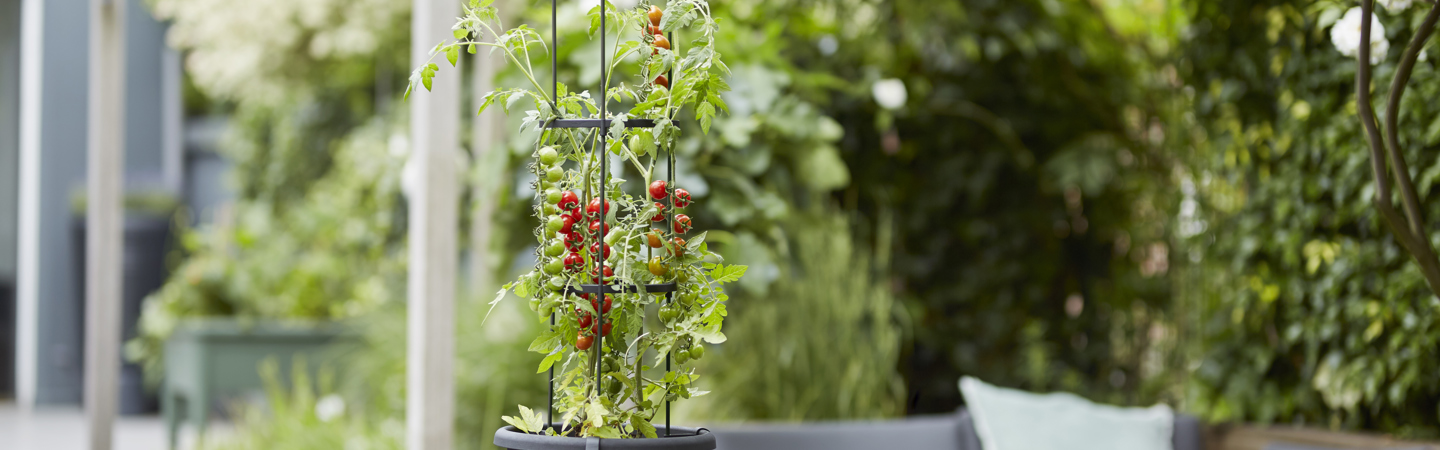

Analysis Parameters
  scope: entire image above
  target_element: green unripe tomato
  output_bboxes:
[675,350,691,365]
[528,297,541,312]
[545,241,565,257]
[659,306,677,323]
[543,203,559,215]
[689,345,704,360]
[545,189,562,205]
[546,166,564,182]
[681,291,698,306]
[628,135,645,156]
[546,216,563,233]
[548,277,565,291]
[538,146,559,165]
[543,258,562,275]
[604,375,622,395]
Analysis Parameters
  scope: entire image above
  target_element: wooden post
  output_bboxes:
[85,0,125,448]
[15,0,46,411]
[408,0,459,448]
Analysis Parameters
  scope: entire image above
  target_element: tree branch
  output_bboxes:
[1384,1,1440,237]
[1360,0,1440,296]
[1359,0,1393,207]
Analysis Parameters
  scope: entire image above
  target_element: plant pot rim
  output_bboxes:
[493,424,715,450]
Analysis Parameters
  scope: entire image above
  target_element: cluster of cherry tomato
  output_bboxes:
[573,293,613,351]
[644,179,693,278]
[668,335,704,365]
[532,5,705,354]
[648,6,669,88]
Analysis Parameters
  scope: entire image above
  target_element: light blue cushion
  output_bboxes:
[960,376,1175,450]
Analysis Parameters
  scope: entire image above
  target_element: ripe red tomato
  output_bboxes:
[576,334,594,350]
[578,313,593,329]
[563,231,585,252]
[654,75,669,88]
[648,25,661,35]
[590,295,612,316]
[600,322,612,337]
[648,6,662,26]
[590,265,613,284]
[590,242,611,260]
[647,230,664,248]
[673,188,691,208]
[653,35,670,51]
[590,265,613,278]
[673,214,692,234]
[558,191,580,210]
[563,252,585,272]
[585,198,610,220]
[670,237,687,257]
[651,202,666,222]
[561,214,579,233]
[588,220,609,236]
[649,180,668,200]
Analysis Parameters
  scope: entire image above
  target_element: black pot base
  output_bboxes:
[494,424,715,450]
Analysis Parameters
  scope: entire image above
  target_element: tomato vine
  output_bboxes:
[408,0,743,438]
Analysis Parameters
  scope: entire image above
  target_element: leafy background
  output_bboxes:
[129,0,1440,447]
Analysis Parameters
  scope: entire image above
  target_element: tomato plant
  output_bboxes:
[409,0,745,439]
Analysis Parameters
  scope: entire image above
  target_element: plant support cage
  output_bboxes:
[542,0,681,437]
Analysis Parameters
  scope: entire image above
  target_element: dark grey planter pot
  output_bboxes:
[494,425,715,450]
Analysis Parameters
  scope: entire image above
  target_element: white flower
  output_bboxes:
[871,79,907,110]
[817,35,839,56]
[315,394,346,422]
[1381,0,1415,11]
[1331,7,1389,64]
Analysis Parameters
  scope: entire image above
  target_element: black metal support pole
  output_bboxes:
[663,28,676,440]
[594,0,608,393]
[547,0,557,427]
[552,0,558,109]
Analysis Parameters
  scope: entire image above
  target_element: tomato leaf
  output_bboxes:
[537,350,564,373]
[708,264,746,284]
[529,328,562,353]
[697,102,716,134]
[505,91,526,113]
[587,402,609,428]
[502,415,532,433]
[592,426,624,439]
[632,417,658,438]
[478,90,502,115]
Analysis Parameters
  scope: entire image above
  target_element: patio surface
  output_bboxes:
[0,401,223,450]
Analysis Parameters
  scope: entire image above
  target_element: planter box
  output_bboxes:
[162,318,351,448]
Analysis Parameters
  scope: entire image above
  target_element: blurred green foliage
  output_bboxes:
[129,117,409,381]
[136,0,1440,441]
[131,0,413,379]
[748,0,1186,412]
[203,358,403,450]
[1177,0,1440,436]
[686,212,907,421]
